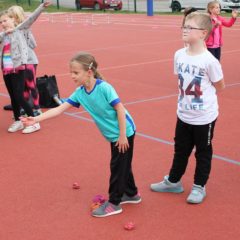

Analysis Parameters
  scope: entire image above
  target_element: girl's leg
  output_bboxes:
[216,47,221,61]
[3,74,21,120]
[108,134,138,205]
[207,48,221,61]
[207,48,216,58]
[25,65,40,110]
[11,70,34,117]
[193,120,216,187]
[122,134,138,197]
[23,80,30,102]
[168,118,194,183]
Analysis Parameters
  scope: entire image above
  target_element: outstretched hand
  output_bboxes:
[20,116,37,126]
[43,1,51,8]
[232,9,238,18]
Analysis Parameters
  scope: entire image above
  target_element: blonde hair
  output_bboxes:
[0,10,8,18]
[8,5,25,25]
[207,1,220,14]
[185,12,213,39]
[0,10,15,23]
[70,52,104,80]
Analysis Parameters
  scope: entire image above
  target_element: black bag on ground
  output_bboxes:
[36,75,61,108]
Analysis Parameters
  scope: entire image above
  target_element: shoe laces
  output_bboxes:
[26,123,38,128]
[192,185,204,195]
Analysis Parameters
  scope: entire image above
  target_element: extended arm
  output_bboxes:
[16,2,51,30]
[21,102,72,126]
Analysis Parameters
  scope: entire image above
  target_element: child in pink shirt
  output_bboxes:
[206,0,238,61]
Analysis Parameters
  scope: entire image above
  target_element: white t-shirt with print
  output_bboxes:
[174,48,223,125]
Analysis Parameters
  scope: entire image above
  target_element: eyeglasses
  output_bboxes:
[181,26,205,32]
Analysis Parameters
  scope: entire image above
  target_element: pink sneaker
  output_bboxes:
[92,201,122,218]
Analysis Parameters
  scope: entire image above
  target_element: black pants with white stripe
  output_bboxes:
[168,118,216,187]
[109,134,138,205]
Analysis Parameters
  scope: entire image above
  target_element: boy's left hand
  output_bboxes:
[232,9,238,18]
[115,135,129,153]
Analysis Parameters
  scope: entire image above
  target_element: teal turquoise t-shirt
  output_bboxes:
[67,79,136,142]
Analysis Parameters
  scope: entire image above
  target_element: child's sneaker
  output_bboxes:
[91,201,122,218]
[150,175,184,193]
[22,123,40,134]
[187,184,206,204]
[8,121,24,133]
[120,193,142,204]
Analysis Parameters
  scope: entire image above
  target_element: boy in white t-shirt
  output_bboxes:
[151,12,225,204]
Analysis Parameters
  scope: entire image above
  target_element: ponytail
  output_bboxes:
[94,69,104,80]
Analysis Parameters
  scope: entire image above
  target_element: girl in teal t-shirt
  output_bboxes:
[21,52,141,218]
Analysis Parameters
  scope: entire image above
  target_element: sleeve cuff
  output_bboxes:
[66,99,80,108]
[110,98,121,107]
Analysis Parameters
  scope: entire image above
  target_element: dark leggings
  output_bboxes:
[207,47,221,61]
[3,70,34,121]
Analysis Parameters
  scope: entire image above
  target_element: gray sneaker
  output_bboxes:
[120,193,142,205]
[187,184,206,204]
[150,175,184,193]
[91,201,122,218]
